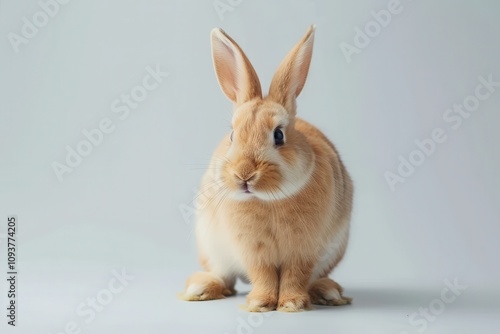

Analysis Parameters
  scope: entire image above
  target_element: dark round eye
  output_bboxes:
[274,128,284,146]
[230,131,234,142]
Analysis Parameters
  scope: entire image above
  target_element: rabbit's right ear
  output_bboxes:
[211,28,262,105]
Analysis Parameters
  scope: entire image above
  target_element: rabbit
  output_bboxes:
[179,25,353,312]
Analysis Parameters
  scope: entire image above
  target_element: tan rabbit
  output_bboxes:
[179,25,353,312]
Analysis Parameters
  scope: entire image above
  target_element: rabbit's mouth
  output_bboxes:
[242,182,252,194]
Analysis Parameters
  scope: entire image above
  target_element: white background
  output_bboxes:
[1,0,499,333]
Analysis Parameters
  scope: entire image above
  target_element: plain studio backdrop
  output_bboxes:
[1,0,499,333]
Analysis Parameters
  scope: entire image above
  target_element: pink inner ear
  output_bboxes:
[267,26,315,114]
[213,40,239,102]
[211,29,262,105]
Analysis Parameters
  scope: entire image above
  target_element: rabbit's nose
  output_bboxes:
[233,171,257,184]
[233,159,257,183]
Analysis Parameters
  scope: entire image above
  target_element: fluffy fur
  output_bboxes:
[179,25,353,312]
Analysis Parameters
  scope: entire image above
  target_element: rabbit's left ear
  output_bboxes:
[268,25,316,114]
[211,28,262,106]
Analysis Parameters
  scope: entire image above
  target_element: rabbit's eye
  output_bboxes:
[274,128,284,146]
[230,131,234,142]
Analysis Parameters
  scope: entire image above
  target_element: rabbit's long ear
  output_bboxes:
[267,25,315,114]
[211,28,262,105]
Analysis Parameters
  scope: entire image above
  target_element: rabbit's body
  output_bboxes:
[197,115,352,281]
[180,26,353,311]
